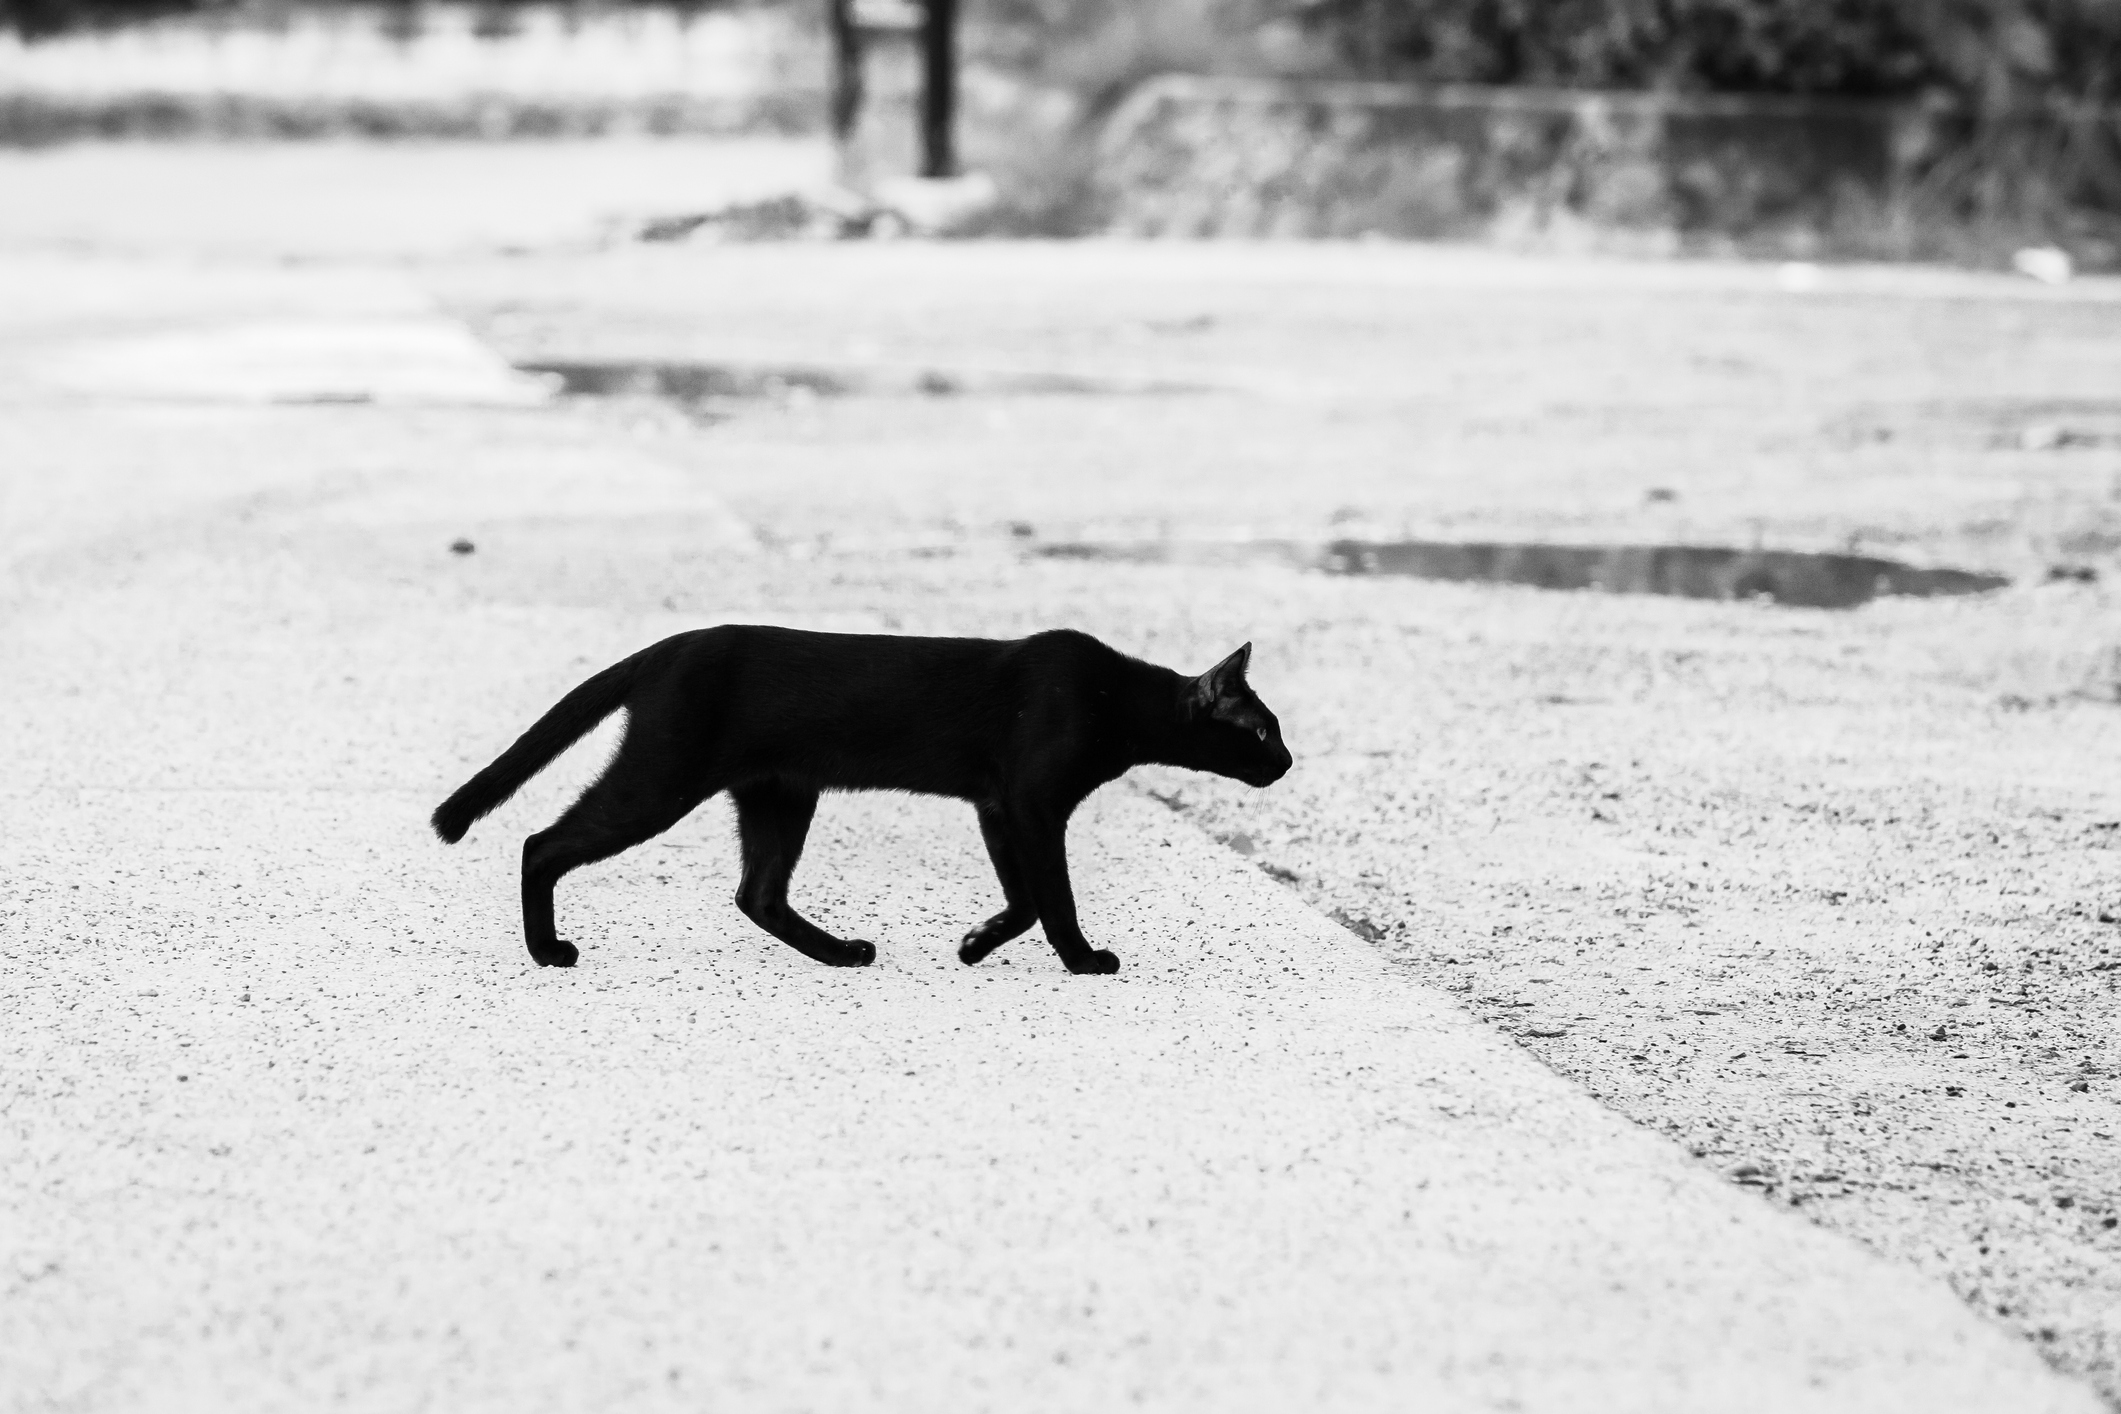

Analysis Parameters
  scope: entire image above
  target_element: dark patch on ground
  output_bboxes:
[520,357,1206,403]
[1033,537,2010,610]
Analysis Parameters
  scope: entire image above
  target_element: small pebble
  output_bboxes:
[450,538,476,556]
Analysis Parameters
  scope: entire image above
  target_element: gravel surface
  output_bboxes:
[9,380,2098,1411]
[436,241,2121,578]
[5,200,2119,1405]
[428,240,2121,1402]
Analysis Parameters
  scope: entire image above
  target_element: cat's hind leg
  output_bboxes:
[731,779,874,967]
[520,740,706,968]
[959,802,1038,965]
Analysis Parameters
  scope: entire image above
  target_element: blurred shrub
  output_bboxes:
[976,0,1268,113]
[965,1,2119,112]
[0,0,751,41]
[0,0,211,40]
[956,0,1313,233]
[970,0,2119,243]
[1287,1,2118,111]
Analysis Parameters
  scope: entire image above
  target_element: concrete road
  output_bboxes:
[1,254,2104,1411]
[435,234,2121,1400]
[0,137,831,260]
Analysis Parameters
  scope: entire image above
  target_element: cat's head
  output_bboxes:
[1183,643,1292,787]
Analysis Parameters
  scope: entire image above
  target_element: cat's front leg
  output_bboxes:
[960,909,1033,965]
[960,804,1039,965]
[1065,947,1120,975]
[1002,804,1119,975]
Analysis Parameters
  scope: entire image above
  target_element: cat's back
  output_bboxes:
[674,623,1114,684]
[646,625,1130,795]
[658,626,1017,782]
[710,623,1017,684]
[991,627,1137,692]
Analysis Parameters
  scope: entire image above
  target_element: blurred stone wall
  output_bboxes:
[1097,75,1946,259]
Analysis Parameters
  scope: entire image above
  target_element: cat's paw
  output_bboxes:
[531,939,579,968]
[1067,949,1120,976]
[831,940,877,967]
[959,909,1033,965]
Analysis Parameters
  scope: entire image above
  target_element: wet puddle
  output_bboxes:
[1034,538,2009,609]
[519,357,2015,610]
[519,358,1203,402]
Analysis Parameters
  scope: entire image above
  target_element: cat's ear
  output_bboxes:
[1189,642,1253,714]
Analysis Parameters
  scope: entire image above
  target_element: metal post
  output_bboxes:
[828,0,863,144]
[919,0,957,178]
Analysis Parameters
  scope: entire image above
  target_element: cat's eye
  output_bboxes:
[1253,726,1268,741]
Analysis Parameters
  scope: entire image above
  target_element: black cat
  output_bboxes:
[432,626,1292,974]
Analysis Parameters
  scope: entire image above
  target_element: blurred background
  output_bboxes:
[7,3,2121,1408]
[2,0,2117,263]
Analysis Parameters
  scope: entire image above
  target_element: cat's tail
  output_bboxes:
[431,654,640,844]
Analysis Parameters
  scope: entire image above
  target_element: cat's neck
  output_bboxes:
[1109,659,1206,771]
